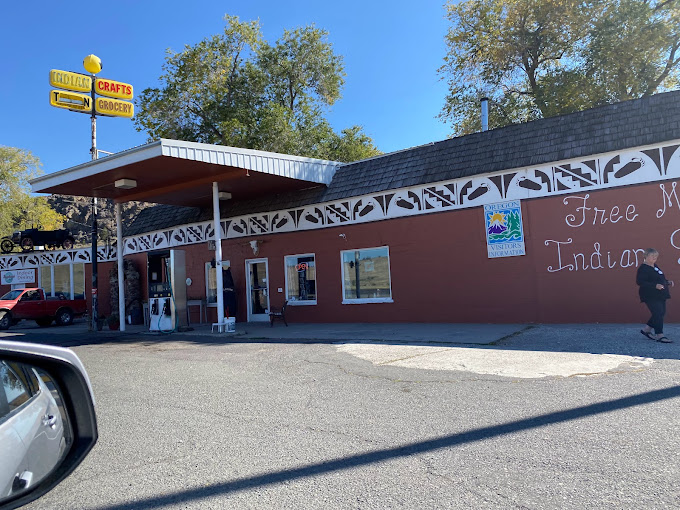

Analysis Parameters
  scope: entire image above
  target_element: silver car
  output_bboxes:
[0,361,66,498]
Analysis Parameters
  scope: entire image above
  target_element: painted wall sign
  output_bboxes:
[1,269,35,285]
[49,69,92,93]
[484,200,526,258]
[95,78,133,100]
[95,97,134,118]
[49,90,92,113]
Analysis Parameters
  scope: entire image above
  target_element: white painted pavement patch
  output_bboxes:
[334,344,654,378]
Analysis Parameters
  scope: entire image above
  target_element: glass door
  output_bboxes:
[246,259,269,322]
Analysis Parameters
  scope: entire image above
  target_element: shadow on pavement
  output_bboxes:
[87,384,680,510]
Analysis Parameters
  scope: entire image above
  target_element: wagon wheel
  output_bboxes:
[20,237,34,252]
[62,237,74,250]
[0,238,13,253]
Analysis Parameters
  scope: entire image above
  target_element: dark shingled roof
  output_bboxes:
[126,204,201,236]
[325,89,680,201]
[125,90,680,236]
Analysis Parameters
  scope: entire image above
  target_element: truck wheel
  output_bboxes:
[20,237,34,252]
[0,238,13,253]
[62,237,74,250]
[36,318,53,327]
[0,311,11,330]
[56,308,74,326]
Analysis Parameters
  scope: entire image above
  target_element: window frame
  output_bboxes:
[340,246,394,304]
[284,253,318,306]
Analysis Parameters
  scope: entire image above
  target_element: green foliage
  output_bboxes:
[0,146,65,237]
[505,210,522,239]
[135,15,380,162]
[440,0,680,135]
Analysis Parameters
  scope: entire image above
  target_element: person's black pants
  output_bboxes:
[644,300,667,335]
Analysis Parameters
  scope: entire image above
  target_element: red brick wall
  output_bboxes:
[195,178,680,324]
[4,178,679,324]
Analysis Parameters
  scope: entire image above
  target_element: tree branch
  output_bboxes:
[188,101,224,141]
[643,38,680,95]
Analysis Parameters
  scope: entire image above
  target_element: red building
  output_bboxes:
[3,90,680,326]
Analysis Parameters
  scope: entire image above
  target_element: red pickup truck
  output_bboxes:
[0,288,87,330]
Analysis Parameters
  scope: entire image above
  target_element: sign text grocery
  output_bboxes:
[95,97,134,118]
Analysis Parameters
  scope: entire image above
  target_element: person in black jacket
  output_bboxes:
[637,248,674,343]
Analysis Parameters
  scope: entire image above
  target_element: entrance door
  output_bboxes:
[246,259,269,322]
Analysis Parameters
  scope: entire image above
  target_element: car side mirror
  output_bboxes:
[0,341,97,510]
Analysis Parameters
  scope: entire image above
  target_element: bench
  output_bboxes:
[268,301,288,327]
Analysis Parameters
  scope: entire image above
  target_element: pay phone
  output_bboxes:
[147,249,187,332]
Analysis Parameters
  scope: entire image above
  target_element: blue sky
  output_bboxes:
[1,1,452,174]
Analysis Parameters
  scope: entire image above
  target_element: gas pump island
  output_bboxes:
[147,250,187,332]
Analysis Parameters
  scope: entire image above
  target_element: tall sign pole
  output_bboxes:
[49,55,134,332]
[83,55,102,331]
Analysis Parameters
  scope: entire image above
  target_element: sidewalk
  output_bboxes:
[2,318,527,345]
[3,318,677,379]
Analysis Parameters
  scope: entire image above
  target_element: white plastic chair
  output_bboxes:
[211,317,235,333]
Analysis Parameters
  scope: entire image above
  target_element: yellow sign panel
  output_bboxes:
[49,90,92,113]
[95,78,133,100]
[95,97,134,118]
[49,69,92,93]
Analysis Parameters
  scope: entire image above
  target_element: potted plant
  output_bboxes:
[107,313,120,331]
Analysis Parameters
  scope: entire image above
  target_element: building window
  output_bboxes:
[341,246,393,303]
[40,266,52,295]
[285,254,316,305]
[38,264,85,299]
[54,264,70,299]
[205,262,217,305]
[73,264,85,299]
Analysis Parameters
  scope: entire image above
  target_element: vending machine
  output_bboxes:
[147,249,187,332]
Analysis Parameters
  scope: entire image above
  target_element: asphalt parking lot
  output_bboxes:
[4,322,680,509]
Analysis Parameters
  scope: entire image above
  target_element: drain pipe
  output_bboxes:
[481,97,489,132]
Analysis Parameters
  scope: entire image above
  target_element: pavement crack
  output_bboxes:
[375,348,453,366]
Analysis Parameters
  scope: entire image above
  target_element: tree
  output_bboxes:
[439,0,680,135]
[135,15,380,162]
[0,147,64,236]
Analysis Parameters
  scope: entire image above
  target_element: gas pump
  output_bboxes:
[147,249,187,332]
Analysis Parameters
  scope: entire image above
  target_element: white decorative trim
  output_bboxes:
[6,139,680,270]
[0,246,116,271]
[119,140,680,256]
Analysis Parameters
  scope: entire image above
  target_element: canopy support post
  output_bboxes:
[212,182,225,327]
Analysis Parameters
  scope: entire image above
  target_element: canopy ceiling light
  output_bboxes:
[218,192,232,200]
[114,178,137,189]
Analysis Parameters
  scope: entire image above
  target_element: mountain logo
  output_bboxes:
[487,212,507,235]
